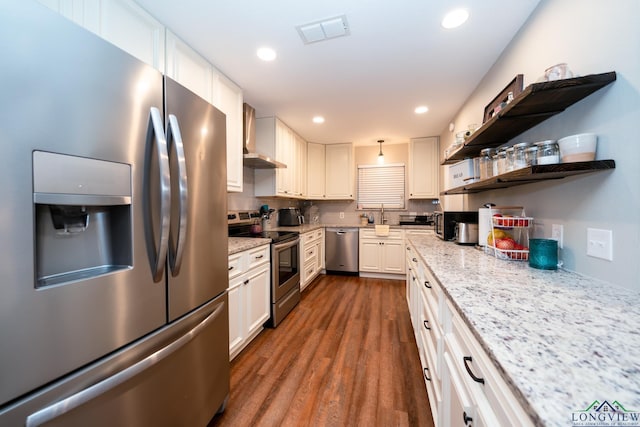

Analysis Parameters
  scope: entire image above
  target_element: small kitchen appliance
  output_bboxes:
[434,211,479,241]
[453,222,479,245]
[278,207,304,226]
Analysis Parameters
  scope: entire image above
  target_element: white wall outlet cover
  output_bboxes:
[339,212,344,219]
[449,122,455,132]
[551,224,563,249]
[587,228,613,261]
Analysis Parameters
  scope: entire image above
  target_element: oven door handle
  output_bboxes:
[273,237,299,251]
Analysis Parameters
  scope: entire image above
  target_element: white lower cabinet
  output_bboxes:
[300,228,324,291]
[359,228,405,274]
[406,241,532,426]
[228,244,271,360]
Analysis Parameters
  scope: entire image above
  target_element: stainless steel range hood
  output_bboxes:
[243,103,286,169]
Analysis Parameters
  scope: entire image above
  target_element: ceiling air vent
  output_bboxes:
[296,15,350,44]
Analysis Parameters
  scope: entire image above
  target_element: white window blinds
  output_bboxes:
[357,164,405,209]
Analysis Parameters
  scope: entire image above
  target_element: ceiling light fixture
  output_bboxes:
[441,8,469,29]
[312,116,325,124]
[415,106,429,114]
[257,47,277,61]
[377,140,385,164]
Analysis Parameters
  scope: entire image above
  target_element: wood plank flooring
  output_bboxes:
[208,274,434,427]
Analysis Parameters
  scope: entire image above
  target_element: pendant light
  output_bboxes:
[377,140,385,164]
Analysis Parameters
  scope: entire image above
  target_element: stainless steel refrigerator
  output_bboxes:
[0,1,230,425]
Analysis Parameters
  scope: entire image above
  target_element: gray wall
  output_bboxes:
[440,0,640,290]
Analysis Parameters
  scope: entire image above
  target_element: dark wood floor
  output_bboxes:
[209,274,434,427]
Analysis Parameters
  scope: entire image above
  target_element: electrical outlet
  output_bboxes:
[339,212,344,219]
[551,224,563,249]
[587,228,613,261]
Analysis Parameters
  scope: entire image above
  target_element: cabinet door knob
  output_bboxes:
[424,280,432,289]
[463,356,485,384]
[423,367,431,382]
[463,411,473,426]
[423,319,430,330]
[412,257,417,262]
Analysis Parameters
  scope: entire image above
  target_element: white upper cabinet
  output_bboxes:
[325,143,354,199]
[165,30,213,103]
[212,72,244,193]
[38,0,165,71]
[409,137,439,199]
[306,142,326,199]
[254,117,306,199]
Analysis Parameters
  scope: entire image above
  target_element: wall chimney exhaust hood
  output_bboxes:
[243,103,286,169]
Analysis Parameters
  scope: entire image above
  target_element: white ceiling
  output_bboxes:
[135,0,541,146]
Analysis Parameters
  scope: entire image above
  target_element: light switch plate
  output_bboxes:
[587,228,613,261]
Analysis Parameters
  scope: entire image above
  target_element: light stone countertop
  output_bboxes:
[228,237,271,255]
[407,235,640,427]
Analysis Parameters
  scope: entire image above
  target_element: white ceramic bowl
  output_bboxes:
[557,133,597,162]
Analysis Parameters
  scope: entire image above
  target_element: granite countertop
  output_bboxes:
[407,235,640,426]
[228,237,271,255]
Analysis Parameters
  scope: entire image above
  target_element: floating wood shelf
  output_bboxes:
[441,160,616,195]
[442,72,617,165]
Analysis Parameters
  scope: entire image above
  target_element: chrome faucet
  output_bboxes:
[380,204,385,224]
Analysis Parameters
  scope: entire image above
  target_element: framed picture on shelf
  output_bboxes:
[483,74,524,123]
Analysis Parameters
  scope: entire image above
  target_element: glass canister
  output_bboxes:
[535,140,560,165]
[496,149,507,175]
[525,145,538,166]
[513,142,530,170]
[492,152,500,176]
[479,148,494,180]
[505,146,515,172]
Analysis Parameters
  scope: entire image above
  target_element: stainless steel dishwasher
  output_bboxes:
[325,228,359,274]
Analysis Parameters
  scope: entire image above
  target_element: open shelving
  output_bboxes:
[442,160,615,195]
[442,72,617,165]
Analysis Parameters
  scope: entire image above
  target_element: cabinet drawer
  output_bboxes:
[420,265,442,325]
[314,228,324,240]
[301,231,315,245]
[247,245,270,269]
[421,291,443,379]
[303,244,317,263]
[446,301,534,426]
[228,253,244,279]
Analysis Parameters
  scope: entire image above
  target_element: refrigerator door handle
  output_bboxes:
[25,299,226,427]
[148,107,171,282]
[167,114,188,276]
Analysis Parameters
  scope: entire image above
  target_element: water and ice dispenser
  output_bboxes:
[33,151,132,287]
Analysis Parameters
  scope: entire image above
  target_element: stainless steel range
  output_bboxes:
[228,211,300,327]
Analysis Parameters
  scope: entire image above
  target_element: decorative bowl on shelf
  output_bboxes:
[558,133,597,163]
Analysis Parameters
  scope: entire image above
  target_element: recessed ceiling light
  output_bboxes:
[312,116,325,124]
[442,8,469,29]
[257,47,276,61]
[415,106,429,114]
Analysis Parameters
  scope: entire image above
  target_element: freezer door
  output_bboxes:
[0,294,229,427]
[164,77,229,321]
[0,2,165,406]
